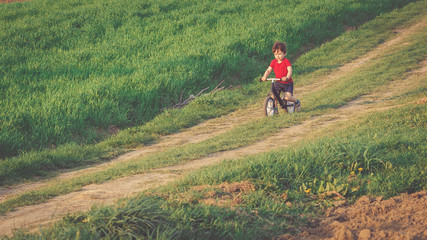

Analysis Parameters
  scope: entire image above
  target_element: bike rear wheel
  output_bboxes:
[286,101,295,113]
[264,96,276,116]
[281,92,295,113]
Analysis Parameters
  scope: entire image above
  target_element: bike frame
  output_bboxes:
[260,78,295,115]
[263,78,283,104]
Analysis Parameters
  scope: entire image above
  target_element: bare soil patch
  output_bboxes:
[277,191,427,240]
[187,181,255,207]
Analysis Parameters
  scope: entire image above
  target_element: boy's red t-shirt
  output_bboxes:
[270,58,293,84]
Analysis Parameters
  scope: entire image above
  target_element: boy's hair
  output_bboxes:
[272,41,287,54]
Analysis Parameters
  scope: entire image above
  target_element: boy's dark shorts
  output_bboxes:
[272,82,293,94]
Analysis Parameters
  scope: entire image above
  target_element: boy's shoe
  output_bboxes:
[295,100,302,112]
[274,107,279,114]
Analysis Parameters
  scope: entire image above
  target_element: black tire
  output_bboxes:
[264,96,276,117]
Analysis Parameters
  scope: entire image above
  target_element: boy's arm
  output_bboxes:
[281,66,293,81]
[261,66,273,81]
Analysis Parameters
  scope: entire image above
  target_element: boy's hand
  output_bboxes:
[260,76,267,82]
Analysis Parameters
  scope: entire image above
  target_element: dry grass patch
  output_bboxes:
[164,181,256,207]
[197,181,255,207]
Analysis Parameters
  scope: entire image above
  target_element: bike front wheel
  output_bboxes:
[264,96,276,116]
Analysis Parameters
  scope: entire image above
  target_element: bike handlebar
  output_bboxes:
[259,78,281,82]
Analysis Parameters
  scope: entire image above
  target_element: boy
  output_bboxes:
[261,41,301,112]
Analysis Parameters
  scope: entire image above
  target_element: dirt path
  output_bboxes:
[0,15,426,238]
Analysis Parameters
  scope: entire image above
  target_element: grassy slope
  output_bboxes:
[0,0,422,186]
[1,0,426,211]
[0,0,416,159]
[5,1,427,239]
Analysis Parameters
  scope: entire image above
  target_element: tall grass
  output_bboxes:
[11,196,175,239]
[0,0,416,158]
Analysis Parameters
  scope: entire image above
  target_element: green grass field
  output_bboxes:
[1,0,423,186]
[0,0,416,159]
[1,0,426,239]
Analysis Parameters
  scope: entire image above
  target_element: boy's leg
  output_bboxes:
[285,92,301,111]
[284,92,297,103]
[283,82,301,111]
[295,99,301,111]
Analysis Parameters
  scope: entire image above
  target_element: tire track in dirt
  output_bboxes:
[1,15,425,237]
